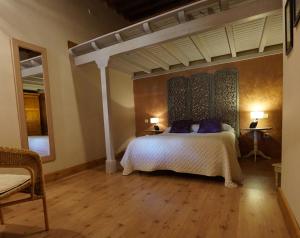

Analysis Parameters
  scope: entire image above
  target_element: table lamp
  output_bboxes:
[150,117,159,131]
[250,111,265,128]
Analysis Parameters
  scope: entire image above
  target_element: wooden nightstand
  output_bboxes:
[241,127,272,162]
[144,130,164,135]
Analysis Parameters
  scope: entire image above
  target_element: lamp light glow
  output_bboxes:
[250,111,265,120]
[150,117,159,124]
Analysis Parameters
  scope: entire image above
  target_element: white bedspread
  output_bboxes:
[121,130,243,188]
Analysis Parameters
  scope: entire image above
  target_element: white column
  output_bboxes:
[96,57,117,174]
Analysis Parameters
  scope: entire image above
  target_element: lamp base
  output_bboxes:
[154,125,160,131]
[249,121,258,128]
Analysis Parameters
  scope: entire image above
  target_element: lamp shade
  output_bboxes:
[150,117,159,124]
[250,111,264,119]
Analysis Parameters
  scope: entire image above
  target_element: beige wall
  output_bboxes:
[0,0,135,174]
[282,0,300,225]
[0,30,21,147]
[109,69,136,153]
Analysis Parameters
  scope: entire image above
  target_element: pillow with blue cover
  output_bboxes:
[170,120,193,133]
[197,119,222,133]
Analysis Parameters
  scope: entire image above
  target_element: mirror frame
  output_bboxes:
[11,38,56,163]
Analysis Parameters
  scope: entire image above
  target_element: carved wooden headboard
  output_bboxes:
[168,69,239,134]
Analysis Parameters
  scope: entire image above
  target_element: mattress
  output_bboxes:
[121,129,243,188]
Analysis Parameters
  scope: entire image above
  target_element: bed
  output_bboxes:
[121,125,243,188]
[121,70,242,187]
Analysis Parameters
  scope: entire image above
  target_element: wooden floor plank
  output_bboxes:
[0,159,290,238]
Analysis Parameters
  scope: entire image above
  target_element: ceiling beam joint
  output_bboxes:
[177,10,186,23]
[114,33,124,43]
[190,35,212,62]
[161,42,190,66]
[91,42,100,50]
[225,25,237,57]
[259,17,270,53]
[142,22,152,34]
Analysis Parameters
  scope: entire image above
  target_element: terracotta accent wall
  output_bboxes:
[134,54,283,158]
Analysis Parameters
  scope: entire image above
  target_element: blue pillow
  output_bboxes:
[197,119,222,133]
[170,120,192,133]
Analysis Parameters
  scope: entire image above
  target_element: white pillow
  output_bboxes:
[222,123,233,131]
[163,127,171,134]
[191,124,199,132]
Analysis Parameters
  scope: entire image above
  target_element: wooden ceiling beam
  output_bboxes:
[126,0,192,21]
[112,0,153,13]
[105,0,124,5]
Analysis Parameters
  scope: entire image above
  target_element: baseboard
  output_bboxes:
[45,158,105,183]
[44,151,125,183]
[277,188,300,238]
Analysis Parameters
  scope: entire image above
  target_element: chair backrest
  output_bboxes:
[0,147,45,196]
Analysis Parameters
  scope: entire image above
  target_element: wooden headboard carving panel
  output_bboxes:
[167,76,190,123]
[168,69,239,134]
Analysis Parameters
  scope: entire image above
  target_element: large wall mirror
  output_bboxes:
[11,39,55,162]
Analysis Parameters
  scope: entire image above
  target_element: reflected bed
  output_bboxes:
[28,136,49,157]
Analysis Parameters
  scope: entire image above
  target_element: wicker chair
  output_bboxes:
[0,147,49,230]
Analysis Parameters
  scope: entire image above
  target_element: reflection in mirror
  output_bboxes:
[19,47,50,157]
[12,39,55,162]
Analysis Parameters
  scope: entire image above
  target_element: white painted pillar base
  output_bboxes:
[96,57,116,174]
[106,159,117,174]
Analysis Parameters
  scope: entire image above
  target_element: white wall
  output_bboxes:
[282,0,300,226]
[0,0,135,174]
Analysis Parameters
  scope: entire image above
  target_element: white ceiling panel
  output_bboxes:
[232,17,266,52]
[110,57,137,74]
[92,3,283,75]
[196,27,231,57]
[122,52,159,70]
[171,37,204,62]
[266,13,283,47]
[145,45,180,65]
